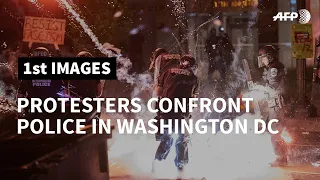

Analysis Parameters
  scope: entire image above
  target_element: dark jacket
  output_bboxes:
[158,68,199,99]
[18,80,64,99]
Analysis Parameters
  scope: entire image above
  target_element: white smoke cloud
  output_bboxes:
[107,113,279,180]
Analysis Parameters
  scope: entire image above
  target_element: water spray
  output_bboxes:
[55,0,153,90]
[168,14,220,52]
[55,0,110,56]
[28,0,43,9]
[170,0,187,29]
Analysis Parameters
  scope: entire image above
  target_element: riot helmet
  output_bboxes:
[257,45,278,68]
[31,47,50,57]
[77,51,93,58]
[179,54,196,69]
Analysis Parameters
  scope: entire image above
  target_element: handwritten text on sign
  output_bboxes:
[291,24,313,59]
[23,16,66,45]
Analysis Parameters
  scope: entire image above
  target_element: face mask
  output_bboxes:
[258,55,269,68]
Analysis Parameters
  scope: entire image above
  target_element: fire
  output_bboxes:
[281,128,293,144]
[238,93,254,112]
[107,114,280,180]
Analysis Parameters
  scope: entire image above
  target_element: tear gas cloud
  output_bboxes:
[108,113,279,180]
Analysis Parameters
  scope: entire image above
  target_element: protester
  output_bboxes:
[153,54,199,172]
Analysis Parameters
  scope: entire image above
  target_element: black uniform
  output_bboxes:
[18,80,64,99]
[69,80,101,98]
[205,34,234,81]
[159,68,199,99]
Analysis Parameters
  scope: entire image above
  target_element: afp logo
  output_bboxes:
[273,9,311,24]
[298,9,311,24]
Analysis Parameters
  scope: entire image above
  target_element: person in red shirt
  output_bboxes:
[153,55,199,172]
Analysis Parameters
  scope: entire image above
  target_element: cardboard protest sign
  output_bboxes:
[23,16,66,46]
[291,24,313,59]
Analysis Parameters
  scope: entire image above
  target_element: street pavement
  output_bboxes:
[101,113,320,180]
[106,131,320,180]
[109,162,320,180]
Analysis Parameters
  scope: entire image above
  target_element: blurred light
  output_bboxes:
[281,128,293,144]
[138,10,144,15]
[219,26,224,32]
[161,27,171,33]
[213,19,222,27]
[129,28,139,35]
[2,42,7,49]
[113,11,123,18]
[312,161,320,167]
[138,24,145,30]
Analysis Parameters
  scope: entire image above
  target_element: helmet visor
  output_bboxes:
[257,55,269,68]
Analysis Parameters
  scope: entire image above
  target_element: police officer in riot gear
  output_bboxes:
[77,51,94,58]
[5,47,65,133]
[258,45,286,93]
[205,28,234,82]
[258,45,287,166]
[67,51,102,98]
[153,55,199,172]
[18,47,65,99]
[30,47,50,57]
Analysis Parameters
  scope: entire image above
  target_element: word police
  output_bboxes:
[18,57,117,80]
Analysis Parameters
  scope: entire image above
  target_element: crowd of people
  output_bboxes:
[148,43,288,170]
[0,34,288,171]
[0,44,101,100]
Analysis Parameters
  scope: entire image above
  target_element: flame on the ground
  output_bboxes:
[107,113,283,180]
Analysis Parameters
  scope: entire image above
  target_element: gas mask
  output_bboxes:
[257,54,271,68]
